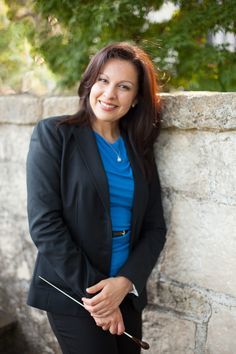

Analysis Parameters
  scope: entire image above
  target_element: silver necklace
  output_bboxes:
[107,140,122,162]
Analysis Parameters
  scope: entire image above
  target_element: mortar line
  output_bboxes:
[159,274,236,307]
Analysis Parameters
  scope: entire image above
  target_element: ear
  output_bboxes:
[132,99,138,108]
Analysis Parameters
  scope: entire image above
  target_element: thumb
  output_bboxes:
[86,280,105,294]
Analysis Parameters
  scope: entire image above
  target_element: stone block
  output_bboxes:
[0,95,42,124]
[43,96,79,117]
[161,92,236,129]
[0,126,33,216]
[147,276,211,322]
[0,92,236,353]
[155,130,236,205]
[0,160,27,217]
[0,218,31,279]
[206,303,236,354]
[0,162,27,216]
[0,125,33,163]
[21,307,60,354]
[160,196,236,298]
[142,306,195,354]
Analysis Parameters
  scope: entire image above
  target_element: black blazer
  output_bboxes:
[26,116,166,314]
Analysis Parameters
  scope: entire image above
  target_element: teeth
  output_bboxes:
[99,101,116,109]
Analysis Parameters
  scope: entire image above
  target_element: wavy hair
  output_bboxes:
[59,42,162,180]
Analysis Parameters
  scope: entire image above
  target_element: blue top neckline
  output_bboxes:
[93,131,122,146]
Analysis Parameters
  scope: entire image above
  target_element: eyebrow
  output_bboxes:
[99,72,135,86]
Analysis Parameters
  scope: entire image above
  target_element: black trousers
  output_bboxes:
[47,298,142,354]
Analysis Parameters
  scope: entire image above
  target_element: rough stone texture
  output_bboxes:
[147,277,211,323]
[0,126,34,214]
[0,121,59,353]
[195,323,208,354]
[206,303,236,354]
[0,93,236,353]
[160,196,236,297]
[43,96,79,118]
[161,92,236,129]
[0,95,42,124]
[155,130,236,205]
[142,306,196,354]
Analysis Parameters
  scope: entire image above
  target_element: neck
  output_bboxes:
[92,121,120,143]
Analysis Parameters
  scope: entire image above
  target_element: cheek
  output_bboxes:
[120,94,135,109]
[89,85,100,104]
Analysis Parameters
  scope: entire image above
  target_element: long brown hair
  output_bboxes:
[59,42,161,180]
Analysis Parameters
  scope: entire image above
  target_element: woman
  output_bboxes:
[26,42,166,354]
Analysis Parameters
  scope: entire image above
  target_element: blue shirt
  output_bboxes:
[93,131,134,276]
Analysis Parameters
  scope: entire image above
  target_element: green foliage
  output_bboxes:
[1,0,236,92]
[0,1,31,90]
[0,0,57,94]
[30,0,165,87]
[155,0,236,91]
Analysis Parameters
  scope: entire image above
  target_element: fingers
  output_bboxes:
[86,280,105,294]
[82,293,106,308]
[93,309,125,335]
[94,317,111,330]
[109,321,118,335]
[108,315,125,335]
[82,292,115,316]
[82,280,122,315]
[102,324,110,331]
[117,320,125,335]
[114,309,125,335]
[83,300,115,317]
[85,308,113,318]
[82,287,108,308]
[83,277,131,317]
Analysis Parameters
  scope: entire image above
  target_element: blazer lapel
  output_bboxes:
[72,125,148,242]
[72,125,110,215]
[121,131,149,243]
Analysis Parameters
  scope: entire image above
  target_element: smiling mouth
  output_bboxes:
[98,100,118,110]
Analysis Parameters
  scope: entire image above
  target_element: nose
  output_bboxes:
[103,84,117,100]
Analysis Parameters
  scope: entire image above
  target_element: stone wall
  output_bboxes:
[0,93,235,354]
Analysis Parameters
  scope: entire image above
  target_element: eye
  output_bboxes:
[119,84,130,91]
[97,76,108,83]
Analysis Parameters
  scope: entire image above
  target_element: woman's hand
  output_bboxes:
[92,307,125,335]
[82,276,132,317]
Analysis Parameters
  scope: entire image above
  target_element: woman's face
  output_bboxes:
[89,58,138,125]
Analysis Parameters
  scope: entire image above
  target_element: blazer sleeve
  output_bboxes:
[26,119,106,298]
[117,162,167,295]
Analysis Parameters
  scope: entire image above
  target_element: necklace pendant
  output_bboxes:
[117,156,122,162]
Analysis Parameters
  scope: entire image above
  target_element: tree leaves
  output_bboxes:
[1,0,236,92]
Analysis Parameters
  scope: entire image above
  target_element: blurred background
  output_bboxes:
[1,2,236,353]
[1,0,236,96]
